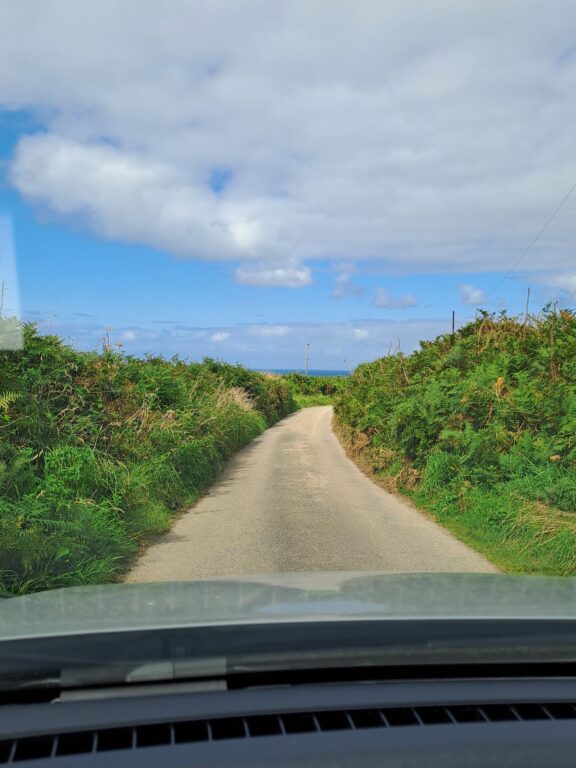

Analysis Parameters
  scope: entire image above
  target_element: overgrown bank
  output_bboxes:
[0,325,294,594]
[334,309,576,576]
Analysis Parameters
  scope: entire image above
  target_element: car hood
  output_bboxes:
[1,572,576,641]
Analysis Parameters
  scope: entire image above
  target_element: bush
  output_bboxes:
[281,373,346,408]
[335,307,576,575]
[282,372,345,397]
[0,324,295,593]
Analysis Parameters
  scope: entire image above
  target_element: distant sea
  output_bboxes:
[266,369,349,377]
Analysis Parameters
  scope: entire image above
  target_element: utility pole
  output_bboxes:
[305,343,310,376]
[451,309,455,338]
[0,281,4,318]
[523,287,531,335]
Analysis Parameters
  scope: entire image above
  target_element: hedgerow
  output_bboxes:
[0,324,294,594]
[281,372,346,407]
[334,307,576,575]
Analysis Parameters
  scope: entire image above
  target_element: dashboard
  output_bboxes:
[0,675,575,766]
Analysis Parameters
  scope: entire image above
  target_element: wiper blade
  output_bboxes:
[0,656,228,694]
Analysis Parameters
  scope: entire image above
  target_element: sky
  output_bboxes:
[1,0,576,369]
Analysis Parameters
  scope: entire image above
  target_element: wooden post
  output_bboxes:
[522,287,531,335]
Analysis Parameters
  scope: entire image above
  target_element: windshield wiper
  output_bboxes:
[2,619,576,697]
[0,656,229,697]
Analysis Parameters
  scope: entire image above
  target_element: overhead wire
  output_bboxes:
[486,180,576,299]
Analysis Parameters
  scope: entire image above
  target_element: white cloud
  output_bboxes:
[121,329,137,341]
[332,264,364,299]
[538,272,576,296]
[9,134,260,262]
[234,262,312,287]
[2,0,576,282]
[459,283,487,305]
[373,288,417,309]
[28,316,452,368]
[250,325,291,337]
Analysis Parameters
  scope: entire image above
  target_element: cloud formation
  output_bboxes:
[25,314,453,368]
[372,288,417,309]
[3,0,576,286]
[538,272,576,297]
[250,325,291,337]
[459,283,487,305]
[331,264,364,300]
[211,331,230,342]
[234,262,312,287]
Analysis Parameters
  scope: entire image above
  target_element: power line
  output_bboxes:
[487,180,576,298]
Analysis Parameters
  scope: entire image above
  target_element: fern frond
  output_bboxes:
[0,391,18,416]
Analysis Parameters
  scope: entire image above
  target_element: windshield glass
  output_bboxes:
[1,1,576,675]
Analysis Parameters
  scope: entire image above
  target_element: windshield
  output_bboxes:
[1,1,576,677]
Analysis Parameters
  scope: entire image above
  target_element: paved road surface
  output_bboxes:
[126,406,496,582]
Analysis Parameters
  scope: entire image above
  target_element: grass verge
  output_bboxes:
[335,410,576,576]
[293,393,334,408]
[333,305,576,577]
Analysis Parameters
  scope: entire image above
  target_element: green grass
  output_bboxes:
[409,484,576,576]
[335,307,576,576]
[0,324,295,594]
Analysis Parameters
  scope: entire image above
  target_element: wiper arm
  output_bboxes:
[0,656,228,695]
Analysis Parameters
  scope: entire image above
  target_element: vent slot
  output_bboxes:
[281,713,317,734]
[135,724,172,747]
[246,715,283,737]
[173,720,210,744]
[0,701,574,761]
[543,703,576,719]
[415,706,453,725]
[55,732,94,757]
[210,718,247,741]
[95,728,133,752]
[13,736,54,762]
[348,709,385,729]
[381,707,420,726]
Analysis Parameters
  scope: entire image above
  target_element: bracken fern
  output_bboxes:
[0,324,296,594]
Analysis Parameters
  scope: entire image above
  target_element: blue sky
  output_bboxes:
[1,1,575,369]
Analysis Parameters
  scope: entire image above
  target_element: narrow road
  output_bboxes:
[126,406,496,582]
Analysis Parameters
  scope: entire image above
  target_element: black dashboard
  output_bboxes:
[1,675,575,767]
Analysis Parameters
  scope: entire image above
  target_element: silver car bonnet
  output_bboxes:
[1,572,576,642]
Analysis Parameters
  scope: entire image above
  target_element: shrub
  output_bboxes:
[335,307,576,575]
[0,323,295,593]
